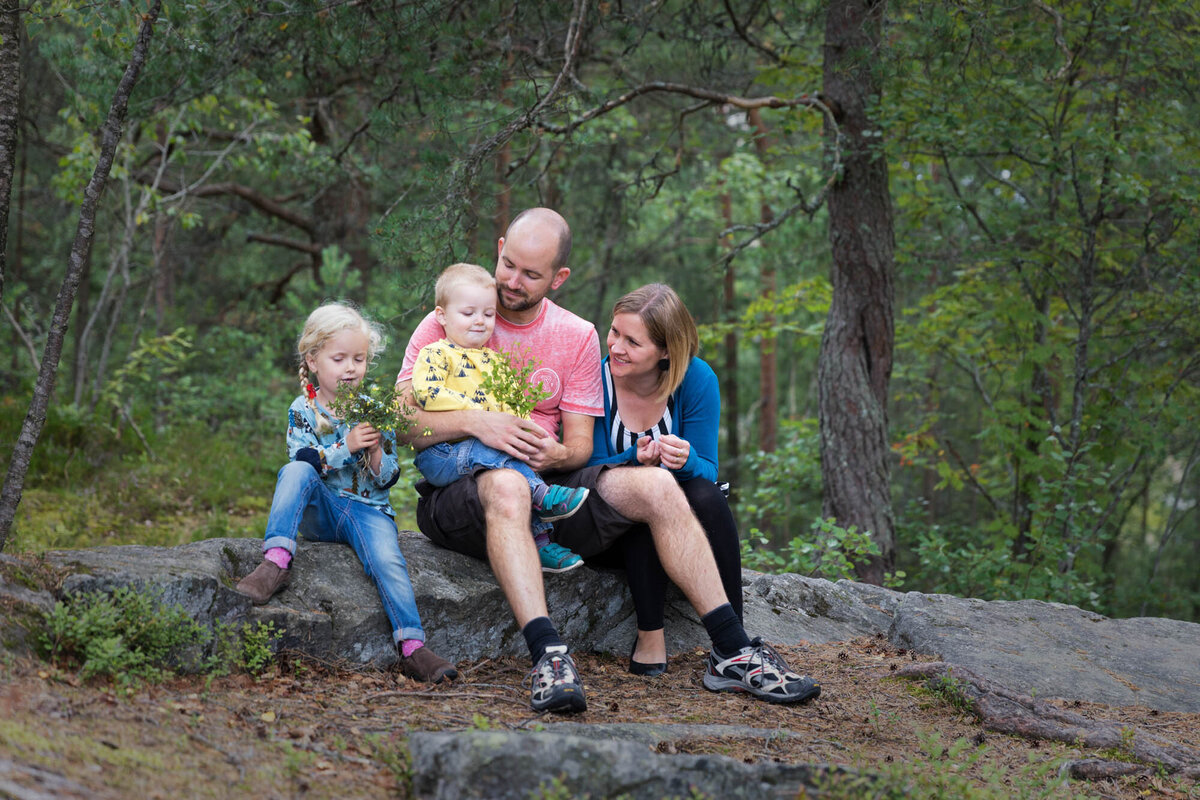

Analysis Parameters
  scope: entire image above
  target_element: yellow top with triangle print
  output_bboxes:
[411,339,524,417]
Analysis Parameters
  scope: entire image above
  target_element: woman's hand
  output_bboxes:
[656,434,691,471]
[636,435,661,466]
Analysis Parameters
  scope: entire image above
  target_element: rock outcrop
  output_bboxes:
[4,533,1197,713]
[4,532,1200,795]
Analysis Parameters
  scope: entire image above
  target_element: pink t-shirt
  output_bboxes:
[398,298,603,437]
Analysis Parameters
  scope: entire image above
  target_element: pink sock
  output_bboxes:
[264,547,292,569]
[400,639,424,658]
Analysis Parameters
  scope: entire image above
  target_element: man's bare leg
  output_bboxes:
[596,466,728,617]
[477,469,547,627]
[478,469,588,713]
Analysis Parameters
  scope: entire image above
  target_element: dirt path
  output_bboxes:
[2,637,1197,799]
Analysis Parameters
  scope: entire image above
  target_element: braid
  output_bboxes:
[299,362,333,434]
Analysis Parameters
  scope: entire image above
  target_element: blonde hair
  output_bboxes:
[435,263,495,307]
[296,302,385,430]
[611,284,698,402]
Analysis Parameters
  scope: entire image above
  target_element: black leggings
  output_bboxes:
[615,477,743,630]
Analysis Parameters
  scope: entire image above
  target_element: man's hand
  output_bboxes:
[522,431,570,472]
[470,410,551,462]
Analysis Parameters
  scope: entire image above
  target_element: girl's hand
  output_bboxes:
[636,435,661,466]
[656,434,691,471]
[346,423,381,454]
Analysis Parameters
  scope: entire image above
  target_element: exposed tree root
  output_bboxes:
[894,662,1200,780]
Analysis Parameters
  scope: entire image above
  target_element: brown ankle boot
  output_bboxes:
[235,559,289,605]
[399,645,457,684]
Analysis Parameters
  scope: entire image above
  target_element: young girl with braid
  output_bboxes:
[235,302,456,684]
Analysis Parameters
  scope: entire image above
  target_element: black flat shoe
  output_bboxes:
[628,635,667,677]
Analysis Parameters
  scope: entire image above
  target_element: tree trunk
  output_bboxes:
[748,108,778,455]
[818,0,896,583]
[0,0,21,302]
[0,1,163,551]
[720,190,740,492]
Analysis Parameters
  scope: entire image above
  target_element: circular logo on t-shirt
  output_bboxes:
[530,367,560,403]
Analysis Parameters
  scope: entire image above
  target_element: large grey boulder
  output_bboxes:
[32,534,880,667]
[0,554,57,656]
[888,593,1200,712]
[408,728,843,800]
[6,533,1199,713]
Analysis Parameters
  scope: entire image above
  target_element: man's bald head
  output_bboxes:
[506,208,572,270]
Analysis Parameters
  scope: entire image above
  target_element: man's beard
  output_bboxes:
[498,287,539,313]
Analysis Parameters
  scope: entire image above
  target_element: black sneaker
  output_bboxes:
[702,637,821,704]
[527,645,587,713]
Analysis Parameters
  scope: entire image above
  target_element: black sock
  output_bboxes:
[702,603,751,658]
[522,616,566,663]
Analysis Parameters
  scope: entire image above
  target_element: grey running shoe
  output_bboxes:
[527,645,587,713]
[703,638,821,704]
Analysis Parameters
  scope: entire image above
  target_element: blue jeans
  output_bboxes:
[262,461,424,643]
[414,439,551,538]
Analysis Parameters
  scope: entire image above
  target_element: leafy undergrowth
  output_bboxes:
[1,638,1197,799]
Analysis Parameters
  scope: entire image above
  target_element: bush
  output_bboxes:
[742,516,905,587]
[41,586,211,684]
[40,586,281,685]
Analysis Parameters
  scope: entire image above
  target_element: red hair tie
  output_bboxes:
[305,383,317,400]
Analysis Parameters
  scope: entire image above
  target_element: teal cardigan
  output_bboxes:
[587,355,720,483]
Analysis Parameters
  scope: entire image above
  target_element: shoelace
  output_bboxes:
[527,654,576,691]
[745,640,795,683]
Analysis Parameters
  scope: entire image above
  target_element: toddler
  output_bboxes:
[235,302,457,683]
[410,263,588,572]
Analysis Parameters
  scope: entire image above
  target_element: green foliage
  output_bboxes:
[742,516,903,587]
[39,587,281,685]
[924,669,976,717]
[529,776,588,800]
[738,418,824,537]
[884,0,1200,619]
[6,417,276,553]
[331,379,412,434]
[478,345,552,419]
[237,621,282,677]
[10,0,1199,624]
[41,587,211,685]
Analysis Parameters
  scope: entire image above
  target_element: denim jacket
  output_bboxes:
[285,394,401,516]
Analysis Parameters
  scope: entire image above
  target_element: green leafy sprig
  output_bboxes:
[479,345,551,419]
[331,379,412,434]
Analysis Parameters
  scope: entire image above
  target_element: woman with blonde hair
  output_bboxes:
[588,284,745,678]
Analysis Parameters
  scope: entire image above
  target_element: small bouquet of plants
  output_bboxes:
[479,344,551,419]
[331,378,412,433]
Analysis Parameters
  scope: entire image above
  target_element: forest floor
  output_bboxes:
[2,637,1198,799]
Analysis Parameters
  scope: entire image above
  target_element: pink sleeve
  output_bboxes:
[558,326,603,417]
[397,312,444,383]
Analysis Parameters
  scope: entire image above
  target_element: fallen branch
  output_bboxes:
[362,689,525,706]
[894,662,1200,779]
